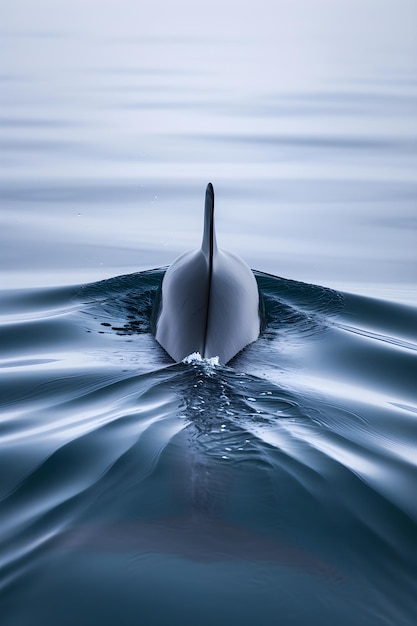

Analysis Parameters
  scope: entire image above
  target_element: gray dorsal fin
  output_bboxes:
[152,181,261,364]
[201,182,217,261]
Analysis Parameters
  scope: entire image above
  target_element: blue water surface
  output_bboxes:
[1,1,417,625]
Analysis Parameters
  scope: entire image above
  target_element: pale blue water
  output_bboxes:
[1,1,417,625]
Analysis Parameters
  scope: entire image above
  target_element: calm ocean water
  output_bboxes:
[1,1,417,625]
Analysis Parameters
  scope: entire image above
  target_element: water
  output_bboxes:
[1,1,417,624]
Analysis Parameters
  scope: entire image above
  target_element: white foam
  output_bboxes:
[182,352,220,367]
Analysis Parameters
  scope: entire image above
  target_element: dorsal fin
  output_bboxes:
[201,182,217,261]
[152,182,260,364]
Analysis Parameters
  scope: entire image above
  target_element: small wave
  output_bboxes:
[1,268,416,624]
[182,352,220,367]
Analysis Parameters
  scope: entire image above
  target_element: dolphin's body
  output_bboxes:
[151,183,261,364]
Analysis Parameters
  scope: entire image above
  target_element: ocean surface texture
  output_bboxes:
[1,1,417,625]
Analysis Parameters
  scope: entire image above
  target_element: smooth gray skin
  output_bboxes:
[152,183,261,364]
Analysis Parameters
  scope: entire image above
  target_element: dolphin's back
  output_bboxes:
[205,248,260,363]
[152,184,261,364]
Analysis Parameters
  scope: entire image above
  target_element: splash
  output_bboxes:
[182,352,220,367]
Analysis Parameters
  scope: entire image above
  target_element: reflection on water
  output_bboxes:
[1,1,417,624]
[0,270,416,625]
[1,1,417,296]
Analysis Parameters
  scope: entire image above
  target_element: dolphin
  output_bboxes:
[151,183,262,364]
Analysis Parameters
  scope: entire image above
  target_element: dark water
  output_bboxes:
[1,1,417,624]
[1,270,416,625]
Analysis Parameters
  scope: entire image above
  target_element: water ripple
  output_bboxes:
[0,268,416,623]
